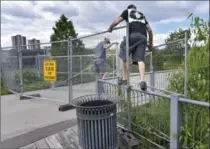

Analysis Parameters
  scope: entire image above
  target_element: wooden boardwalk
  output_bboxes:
[20,125,80,149]
[18,124,131,149]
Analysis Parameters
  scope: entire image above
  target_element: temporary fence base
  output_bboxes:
[58,104,75,111]
[19,93,41,100]
[117,127,140,149]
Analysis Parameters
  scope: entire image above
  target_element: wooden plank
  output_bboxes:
[71,125,78,135]
[34,139,50,149]
[55,131,76,149]
[45,135,64,149]
[20,143,37,149]
[65,130,80,149]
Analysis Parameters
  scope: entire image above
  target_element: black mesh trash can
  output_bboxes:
[71,94,122,149]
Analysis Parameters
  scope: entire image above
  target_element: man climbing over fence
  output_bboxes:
[107,4,154,91]
[93,37,119,79]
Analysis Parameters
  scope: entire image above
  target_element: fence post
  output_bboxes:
[112,54,115,78]
[149,52,155,91]
[126,86,132,131]
[125,22,132,131]
[170,94,181,149]
[0,47,2,101]
[125,22,130,86]
[18,45,24,97]
[80,55,83,84]
[115,46,120,78]
[0,47,1,142]
[184,31,188,96]
[49,52,54,89]
[37,53,41,77]
[68,37,73,104]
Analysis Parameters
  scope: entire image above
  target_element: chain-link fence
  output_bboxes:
[1,25,188,104]
[0,26,128,103]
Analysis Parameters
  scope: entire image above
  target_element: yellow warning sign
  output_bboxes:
[43,60,57,81]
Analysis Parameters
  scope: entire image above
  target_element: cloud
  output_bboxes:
[155,17,186,25]
[1,1,40,19]
[41,3,79,17]
[195,1,209,14]
[1,1,209,49]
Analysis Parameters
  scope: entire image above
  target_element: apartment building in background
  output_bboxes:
[28,38,40,50]
[11,35,27,50]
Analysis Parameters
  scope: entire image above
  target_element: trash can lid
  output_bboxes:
[70,94,122,109]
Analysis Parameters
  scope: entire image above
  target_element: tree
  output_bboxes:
[162,28,191,68]
[152,49,166,71]
[164,28,191,55]
[50,14,85,56]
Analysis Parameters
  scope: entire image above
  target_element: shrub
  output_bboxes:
[24,81,51,92]
[167,14,209,148]
[1,73,12,95]
[14,69,40,85]
[130,13,209,149]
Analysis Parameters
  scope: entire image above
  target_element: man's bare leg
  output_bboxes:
[138,61,145,81]
[138,61,147,90]
[121,60,128,80]
[118,60,128,85]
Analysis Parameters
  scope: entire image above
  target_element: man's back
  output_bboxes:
[120,8,148,37]
[94,41,106,60]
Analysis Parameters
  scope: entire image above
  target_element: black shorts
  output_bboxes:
[119,32,147,65]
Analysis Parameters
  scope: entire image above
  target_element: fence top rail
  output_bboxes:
[179,97,210,108]
[72,25,126,41]
[1,26,126,49]
[131,87,171,99]
[0,54,117,59]
[1,40,69,49]
[1,34,184,51]
[1,26,188,49]
[98,79,209,107]
[98,79,171,99]
[152,38,185,49]
[39,54,116,57]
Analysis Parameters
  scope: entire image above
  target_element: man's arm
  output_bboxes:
[108,17,124,32]
[146,23,153,50]
[104,42,119,50]
[108,9,127,32]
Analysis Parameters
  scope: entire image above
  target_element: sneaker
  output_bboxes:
[122,80,128,85]
[139,81,147,91]
[117,78,128,85]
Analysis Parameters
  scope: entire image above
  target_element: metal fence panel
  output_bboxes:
[97,79,210,149]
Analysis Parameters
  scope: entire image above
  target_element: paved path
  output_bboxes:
[1,70,176,141]
[1,119,77,148]
[1,82,97,141]
[1,94,76,141]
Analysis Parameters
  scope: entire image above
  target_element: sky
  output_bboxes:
[1,1,209,49]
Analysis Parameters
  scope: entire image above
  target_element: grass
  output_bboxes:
[1,88,12,95]
[23,81,51,92]
[117,98,171,149]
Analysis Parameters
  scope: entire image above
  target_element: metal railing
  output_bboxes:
[97,79,210,149]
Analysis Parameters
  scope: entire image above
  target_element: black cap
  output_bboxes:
[127,4,136,9]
